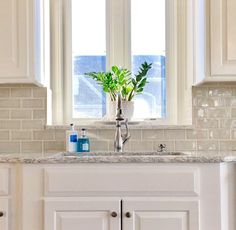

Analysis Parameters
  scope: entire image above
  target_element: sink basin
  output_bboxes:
[60,151,190,157]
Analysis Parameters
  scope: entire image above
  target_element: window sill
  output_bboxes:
[46,121,194,130]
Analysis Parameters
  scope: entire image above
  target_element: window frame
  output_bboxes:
[50,0,194,126]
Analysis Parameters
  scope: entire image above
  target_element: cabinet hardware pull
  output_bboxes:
[111,211,118,217]
[0,212,4,217]
[125,212,131,218]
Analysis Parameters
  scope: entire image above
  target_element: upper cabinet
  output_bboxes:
[192,0,236,84]
[210,0,236,78]
[0,0,49,86]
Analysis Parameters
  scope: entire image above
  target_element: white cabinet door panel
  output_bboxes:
[211,0,236,76]
[0,198,9,230]
[44,198,120,230]
[123,198,199,230]
[56,211,109,230]
[134,211,188,230]
[0,0,30,80]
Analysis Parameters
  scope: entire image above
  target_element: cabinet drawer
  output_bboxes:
[0,168,9,196]
[44,165,200,196]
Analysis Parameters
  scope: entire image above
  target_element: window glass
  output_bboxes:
[72,0,106,118]
[131,0,166,119]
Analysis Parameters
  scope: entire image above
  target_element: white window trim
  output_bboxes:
[49,0,198,126]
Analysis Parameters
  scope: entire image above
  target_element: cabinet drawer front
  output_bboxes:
[0,168,9,196]
[44,165,200,196]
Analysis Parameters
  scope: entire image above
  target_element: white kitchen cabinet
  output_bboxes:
[194,0,236,84]
[0,0,49,85]
[1,163,236,230]
[44,198,121,230]
[0,198,8,230]
[210,0,236,78]
[123,199,199,230]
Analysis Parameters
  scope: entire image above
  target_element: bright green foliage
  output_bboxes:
[85,62,152,101]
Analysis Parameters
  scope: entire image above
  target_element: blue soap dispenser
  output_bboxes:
[77,128,90,152]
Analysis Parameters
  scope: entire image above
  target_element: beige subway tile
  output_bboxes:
[230,130,236,139]
[0,88,10,98]
[230,98,236,106]
[43,141,65,152]
[33,110,46,119]
[186,129,208,139]
[19,84,37,88]
[33,87,47,98]
[196,118,219,128]
[193,108,207,119]
[231,108,236,118]
[208,87,232,97]
[209,129,230,139]
[196,98,215,107]
[153,141,175,151]
[197,140,219,151]
[175,141,196,151]
[22,99,43,108]
[33,130,54,140]
[0,110,9,119]
[142,129,163,140]
[0,120,21,129]
[11,131,32,140]
[164,130,185,140]
[10,110,32,119]
[192,87,208,97]
[208,108,230,118]
[220,141,236,151]
[130,141,153,151]
[22,120,43,129]
[97,129,114,140]
[22,141,43,153]
[0,141,20,153]
[0,99,20,108]
[129,130,142,140]
[11,88,31,97]
[55,130,66,141]
[0,131,10,140]
[90,140,109,151]
[220,119,236,128]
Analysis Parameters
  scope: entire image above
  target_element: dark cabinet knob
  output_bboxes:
[0,212,4,217]
[125,212,131,218]
[111,211,118,217]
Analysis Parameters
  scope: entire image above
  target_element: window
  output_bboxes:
[50,0,193,125]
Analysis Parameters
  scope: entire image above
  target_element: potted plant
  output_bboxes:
[85,61,152,120]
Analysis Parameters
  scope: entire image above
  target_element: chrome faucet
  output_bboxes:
[114,94,131,152]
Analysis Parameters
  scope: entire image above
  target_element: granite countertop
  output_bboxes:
[1,151,236,164]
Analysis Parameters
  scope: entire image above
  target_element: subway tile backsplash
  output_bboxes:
[1,83,236,153]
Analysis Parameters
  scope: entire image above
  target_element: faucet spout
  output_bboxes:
[114,94,131,152]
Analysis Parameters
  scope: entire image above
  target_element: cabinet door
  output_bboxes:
[211,0,236,77]
[123,198,199,230]
[0,198,8,230]
[44,198,121,230]
[0,0,48,85]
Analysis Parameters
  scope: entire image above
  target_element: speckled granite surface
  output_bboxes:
[0,151,236,164]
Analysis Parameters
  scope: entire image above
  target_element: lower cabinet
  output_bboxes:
[123,199,199,230]
[8,163,236,230]
[44,197,199,230]
[44,198,121,230]
[0,198,8,230]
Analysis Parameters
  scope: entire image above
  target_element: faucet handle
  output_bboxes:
[122,119,131,145]
[157,144,166,152]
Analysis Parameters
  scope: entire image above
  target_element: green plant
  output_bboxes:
[85,61,152,101]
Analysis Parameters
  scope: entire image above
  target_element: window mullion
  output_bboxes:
[108,0,130,68]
